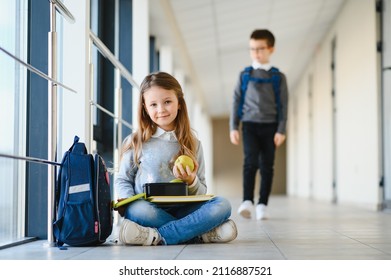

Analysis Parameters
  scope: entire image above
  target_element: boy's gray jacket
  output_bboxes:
[230,67,288,134]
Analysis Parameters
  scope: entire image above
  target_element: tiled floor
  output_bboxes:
[1,195,391,260]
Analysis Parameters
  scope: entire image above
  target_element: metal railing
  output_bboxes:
[0,46,76,93]
[50,0,75,23]
[89,31,139,90]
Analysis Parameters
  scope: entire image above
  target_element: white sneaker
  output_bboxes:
[237,200,253,218]
[119,219,161,245]
[201,219,238,243]
[256,204,268,220]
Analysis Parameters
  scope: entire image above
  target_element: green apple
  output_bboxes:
[175,155,195,172]
[170,178,183,183]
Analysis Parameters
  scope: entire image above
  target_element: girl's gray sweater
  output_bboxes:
[115,133,207,199]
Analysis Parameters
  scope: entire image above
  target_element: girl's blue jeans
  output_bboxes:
[124,196,231,245]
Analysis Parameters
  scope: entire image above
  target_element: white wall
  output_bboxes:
[311,46,334,201]
[132,0,150,130]
[335,0,380,207]
[287,0,381,210]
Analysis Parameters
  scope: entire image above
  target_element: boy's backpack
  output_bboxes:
[238,66,282,121]
[53,136,113,247]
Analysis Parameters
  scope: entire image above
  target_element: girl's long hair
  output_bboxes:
[121,72,197,166]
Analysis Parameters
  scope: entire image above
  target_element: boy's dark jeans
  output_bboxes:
[241,122,278,205]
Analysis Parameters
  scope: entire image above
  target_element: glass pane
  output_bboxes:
[0,0,28,246]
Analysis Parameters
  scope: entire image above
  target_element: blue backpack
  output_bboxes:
[238,66,282,121]
[53,136,113,247]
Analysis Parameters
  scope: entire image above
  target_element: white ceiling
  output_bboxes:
[150,0,346,118]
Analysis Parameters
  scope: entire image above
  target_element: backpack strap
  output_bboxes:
[270,67,282,122]
[238,66,253,119]
[238,66,282,122]
[71,135,88,155]
[69,135,80,151]
[55,136,81,202]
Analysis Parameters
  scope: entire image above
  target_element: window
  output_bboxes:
[90,0,134,169]
[0,0,28,247]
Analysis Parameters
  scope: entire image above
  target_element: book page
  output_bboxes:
[147,194,214,203]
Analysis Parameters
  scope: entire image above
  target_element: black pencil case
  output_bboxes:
[143,182,188,197]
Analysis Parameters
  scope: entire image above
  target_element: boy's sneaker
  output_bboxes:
[256,204,268,220]
[119,219,161,245]
[237,200,253,218]
[201,219,238,243]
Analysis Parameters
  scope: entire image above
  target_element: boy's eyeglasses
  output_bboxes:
[249,47,269,52]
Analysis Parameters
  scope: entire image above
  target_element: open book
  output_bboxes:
[113,193,146,209]
[113,193,214,209]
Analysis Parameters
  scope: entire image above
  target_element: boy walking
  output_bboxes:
[229,29,288,220]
